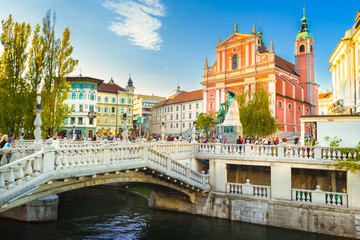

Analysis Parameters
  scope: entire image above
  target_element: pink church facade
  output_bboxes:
[201,15,319,138]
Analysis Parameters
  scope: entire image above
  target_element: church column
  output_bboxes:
[245,44,249,66]
[268,81,276,117]
[337,60,341,100]
[222,50,225,71]
[220,87,225,103]
[215,88,220,111]
[244,84,249,102]
[332,65,337,100]
[250,83,255,101]
[217,52,220,72]
[203,89,207,113]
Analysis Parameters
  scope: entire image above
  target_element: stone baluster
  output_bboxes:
[25,159,33,179]
[8,167,15,186]
[33,155,41,175]
[0,171,5,190]
[16,163,25,183]
[314,145,321,160]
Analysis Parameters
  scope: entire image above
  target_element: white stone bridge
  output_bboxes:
[0,141,209,212]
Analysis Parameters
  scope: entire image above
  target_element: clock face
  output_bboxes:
[261,54,269,62]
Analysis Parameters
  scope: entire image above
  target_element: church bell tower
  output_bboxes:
[295,7,316,114]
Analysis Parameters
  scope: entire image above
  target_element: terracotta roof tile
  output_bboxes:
[274,55,300,77]
[155,89,203,107]
[98,81,125,93]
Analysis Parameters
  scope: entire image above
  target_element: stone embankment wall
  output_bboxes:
[149,191,359,239]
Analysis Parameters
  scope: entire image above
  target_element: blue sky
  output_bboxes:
[0,0,358,96]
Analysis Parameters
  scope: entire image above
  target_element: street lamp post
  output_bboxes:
[34,96,44,146]
[161,118,165,141]
[72,125,76,140]
[192,119,197,143]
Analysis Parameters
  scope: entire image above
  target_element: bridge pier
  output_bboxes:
[0,195,59,222]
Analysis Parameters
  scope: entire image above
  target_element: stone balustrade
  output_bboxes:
[0,143,209,208]
[227,179,270,199]
[0,148,36,166]
[292,185,348,207]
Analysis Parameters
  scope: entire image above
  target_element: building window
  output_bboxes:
[79,105,83,112]
[171,115,173,120]
[278,101,282,108]
[121,98,125,103]
[89,118,94,125]
[189,123,191,128]
[182,113,185,119]
[288,104,292,110]
[176,106,179,111]
[79,84,84,90]
[98,107,101,112]
[71,117,75,124]
[297,106,301,112]
[189,113,192,119]
[129,99,131,104]
[209,100,214,111]
[310,45,313,52]
[196,112,199,118]
[189,104,191,110]
[79,93,84,99]
[72,104,76,112]
[183,123,185,128]
[299,45,305,53]
[112,107,115,113]
[104,107,108,113]
[90,94,95,101]
[171,107,173,112]
[78,117,83,125]
[98,96,101,102]
[71,84,76,90]
[72,93,76,99]
[176,123,178,128]
[112,97,115,103]
[90,105,94,112]
[306,108,309,114]
[196,103,199,109]
[176,114,179,120]
[232,55,238,69]
[171,123,173,128]
[105,97,108,102]
[183,105,185,110]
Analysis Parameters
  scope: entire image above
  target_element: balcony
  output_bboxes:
[88,111,97,118]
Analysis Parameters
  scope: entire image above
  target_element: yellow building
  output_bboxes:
[96,77,134,137]
[329,11,360,114]
[318,90,333,115]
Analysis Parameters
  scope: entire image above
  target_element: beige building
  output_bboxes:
[152,89,203,136]
[318,90,333,115]
[329,11,360,114]
[96,77,135,137]
[133,94,165,134]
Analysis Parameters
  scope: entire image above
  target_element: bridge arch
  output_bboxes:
[0,169,198,213]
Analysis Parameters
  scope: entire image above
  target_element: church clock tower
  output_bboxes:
[295,8,317,114]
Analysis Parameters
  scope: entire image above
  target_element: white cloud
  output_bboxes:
[103,0,166,51]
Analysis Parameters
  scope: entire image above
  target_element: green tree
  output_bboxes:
[40,10,78,137]
[237,83,277,137]
[195,113,215,134]
[24,24,46,137]
[0,15,31,135]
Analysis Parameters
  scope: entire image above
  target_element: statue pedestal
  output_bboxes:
[216,99,243,144]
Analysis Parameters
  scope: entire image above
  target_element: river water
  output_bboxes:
[0,187,350,240]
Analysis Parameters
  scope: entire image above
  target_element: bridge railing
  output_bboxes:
[0,150,44,193]
[0,148,37,166]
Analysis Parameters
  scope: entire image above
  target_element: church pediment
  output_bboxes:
[217,33,254,47]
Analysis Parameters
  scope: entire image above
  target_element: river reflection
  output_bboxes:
[0,187,351,240]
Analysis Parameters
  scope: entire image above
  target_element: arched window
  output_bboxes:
[299,45,305,53]
[288,103,292,110]
[72,93,76,99]
[79,93,84,100]
[232,55,238,70]
[278,101,282,108]
[310,45,313,52]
